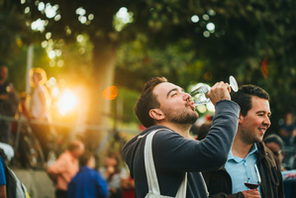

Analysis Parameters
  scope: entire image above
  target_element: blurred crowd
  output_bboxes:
[46,140,135,198]
[0,64,136,198]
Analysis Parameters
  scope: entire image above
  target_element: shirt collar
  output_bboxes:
[228,144,258,162]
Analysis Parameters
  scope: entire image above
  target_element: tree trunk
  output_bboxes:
[86,38,117,151]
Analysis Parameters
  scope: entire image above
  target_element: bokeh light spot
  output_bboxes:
[206,22,215,32]
[103,86,118,100]
[57,89,77,115]
[191,15,199,23]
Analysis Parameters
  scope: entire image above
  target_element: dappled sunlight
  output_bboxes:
[113,7,133,31]
[31,18,47,32]
[57,89,78,116]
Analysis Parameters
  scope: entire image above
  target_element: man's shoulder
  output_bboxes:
[141,126,180,144]
[146,126,174,135]
[59,151,72,159]
[122,126,175,168]
[257,142,278,167]
[129,126,173,141]
[76,167,97,177]
[52,151,73,165]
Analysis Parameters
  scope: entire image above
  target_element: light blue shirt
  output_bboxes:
[225,144,261,194]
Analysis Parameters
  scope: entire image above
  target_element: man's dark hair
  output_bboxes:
[264,134,285,149]
[231,84,270,116]
[79,150,93,167]
[135,77,168,127]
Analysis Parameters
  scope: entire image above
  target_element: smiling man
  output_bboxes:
[122,77,240,198]
[203,85,284,198]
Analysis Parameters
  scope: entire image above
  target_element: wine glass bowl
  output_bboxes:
[190,75,239,106]
[189,83,211,105]
[244,182,259,190]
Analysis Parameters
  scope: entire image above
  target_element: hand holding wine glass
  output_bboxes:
[206,81,232,106]
[243,176,261,197]
[190,75,239,106]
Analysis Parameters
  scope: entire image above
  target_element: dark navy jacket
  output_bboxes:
[122,100,240,198]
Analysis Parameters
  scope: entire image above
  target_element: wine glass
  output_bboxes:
[244,164,261,190]
[190,75,239,106]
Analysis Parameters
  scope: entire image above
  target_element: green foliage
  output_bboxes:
[112,88,139,123]
[2,0,296,131]
[115,36,206,91]
[7,45,49,91]
[0,2,26,62]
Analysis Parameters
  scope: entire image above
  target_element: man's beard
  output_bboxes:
[166,109,198,125]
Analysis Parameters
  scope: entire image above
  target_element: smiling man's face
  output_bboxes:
[239,96,271,144]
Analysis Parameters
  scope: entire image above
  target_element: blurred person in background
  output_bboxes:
[121,178,134,198]
[0,65,19,144]
[0,143,15,198]
[67,150,108,198]
[264,134,286,170]
[29,68,54,160]
[30,67,50,121]
[0,142,21,198]
[279,112,296,146]
[264,135,296,198]
[100,151,122,198]
[195,121,212,141]
[278,112,296,169]
[120,166,135,198]
[190,114,212,140]
[0,143,29,198]
[0,149,6,198]
[47,140,85,198]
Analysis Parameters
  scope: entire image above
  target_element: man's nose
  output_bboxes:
[183,92,191,101]
[263,116,271,127]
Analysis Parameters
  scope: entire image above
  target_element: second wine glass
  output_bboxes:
[244,164,261,190]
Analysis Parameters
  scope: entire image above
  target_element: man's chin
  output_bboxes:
[256,137,264,143]
[189,114,198,124]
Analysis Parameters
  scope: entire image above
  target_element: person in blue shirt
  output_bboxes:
[67,150,108,198]
[0,152,7,198]
[203,84,284,198]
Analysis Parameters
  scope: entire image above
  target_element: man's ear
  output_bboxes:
[149,108,165,121]
[238,113,244,124]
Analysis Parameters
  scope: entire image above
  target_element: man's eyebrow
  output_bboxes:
[256,110,272,116]
[167,88,178,98]
[166,87,184,98]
